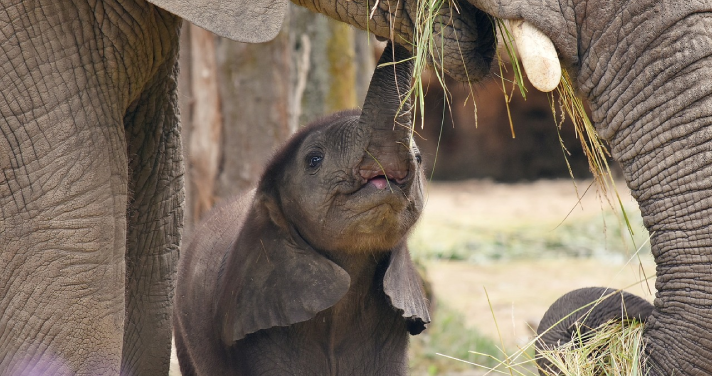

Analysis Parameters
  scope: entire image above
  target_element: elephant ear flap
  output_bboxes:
[215,197,350,345]
[147,0,287,43]
[383,242,431,335]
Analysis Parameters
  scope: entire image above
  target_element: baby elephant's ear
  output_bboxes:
[383,243,431,335]
[216,202,350,345]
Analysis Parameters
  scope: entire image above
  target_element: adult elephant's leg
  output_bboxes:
[120,22,183,376]
[1,1,183,374]
[0,3,128,374]
[584,13,712,376]
[0,101,127,375]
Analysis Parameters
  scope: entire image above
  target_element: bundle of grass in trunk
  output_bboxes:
[537,320,646,376]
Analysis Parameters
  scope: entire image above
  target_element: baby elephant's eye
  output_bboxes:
[415,154,422,164]
[307,154,323,168]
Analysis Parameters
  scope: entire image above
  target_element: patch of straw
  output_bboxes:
[493,17,527,138]
[435,290,648,376]
[371,0,467,180]
[538,320,646,376]
[409,0,457,181]
[368,0,451,146]
[409,0,455,143]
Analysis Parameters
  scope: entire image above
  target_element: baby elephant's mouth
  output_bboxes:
[367,176,390,190]
[359,168,409,192]
[369,175,402,190]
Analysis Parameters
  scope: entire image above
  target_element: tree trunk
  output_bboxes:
[187,24,222,222]
[289,6,375,125]
[214,15,294,199]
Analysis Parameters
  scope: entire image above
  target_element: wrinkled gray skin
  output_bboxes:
[174,42,429,376]
[463,1,712,374]
[535,287,654,375]
[1,2,183,375]
[1,0,710,375]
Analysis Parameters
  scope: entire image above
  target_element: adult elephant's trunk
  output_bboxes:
[291,0,495,82]
[488,1,712,374]
[578,9,712,376]
[467,1,712,374]
[357,42,414,184]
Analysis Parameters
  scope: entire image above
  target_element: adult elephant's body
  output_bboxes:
[0,1,183,375]
[468,1,712,374]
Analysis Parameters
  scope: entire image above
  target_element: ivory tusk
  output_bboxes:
[505,19,561,92]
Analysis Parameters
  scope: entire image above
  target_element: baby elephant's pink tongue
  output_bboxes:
[369,176,389,190]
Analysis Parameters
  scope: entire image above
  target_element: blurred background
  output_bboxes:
[173,5,655,375]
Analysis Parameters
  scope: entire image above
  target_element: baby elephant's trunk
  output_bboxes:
[358,42,415,185]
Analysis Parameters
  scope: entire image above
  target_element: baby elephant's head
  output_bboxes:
[259,42,423,254]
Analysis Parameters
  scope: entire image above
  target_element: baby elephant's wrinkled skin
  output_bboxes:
[173,42,429,376]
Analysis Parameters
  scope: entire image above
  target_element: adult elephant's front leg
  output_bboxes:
[0,112,127,375]
[121,40,183,376]
[0,7,129,373]
[0,1,182,375]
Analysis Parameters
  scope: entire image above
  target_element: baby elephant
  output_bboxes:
[173,42,429,376]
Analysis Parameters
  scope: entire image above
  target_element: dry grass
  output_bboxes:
[491,17,634,241]
[434,309,647,376]
[429,281,650,376]
[408,180,654,375]
[537,320,646,376]
[409,303,505,375]
[493,16,527,138]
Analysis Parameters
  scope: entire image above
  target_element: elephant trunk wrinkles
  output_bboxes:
[359,42,413,133]
[358,42,414,182]
[290,0,495,82]
[577,7,712,376]
[474,0,712,373]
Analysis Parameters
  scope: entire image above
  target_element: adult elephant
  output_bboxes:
[0,1,708,376]
[456,1,711,375]
[0,1,488,376]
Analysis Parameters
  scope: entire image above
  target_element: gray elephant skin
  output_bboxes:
[173,42,429,376]
[1,0,711,375]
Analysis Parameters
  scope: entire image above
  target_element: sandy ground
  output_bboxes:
[419,179,655,346]
[419,178,643,230]
[169,179,656,375]
[426,258,655,348]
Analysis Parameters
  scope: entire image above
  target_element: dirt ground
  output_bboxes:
[420,179,656,347]
[169,179,656,375]
[426,258,655,348]
[418,178,642,231]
